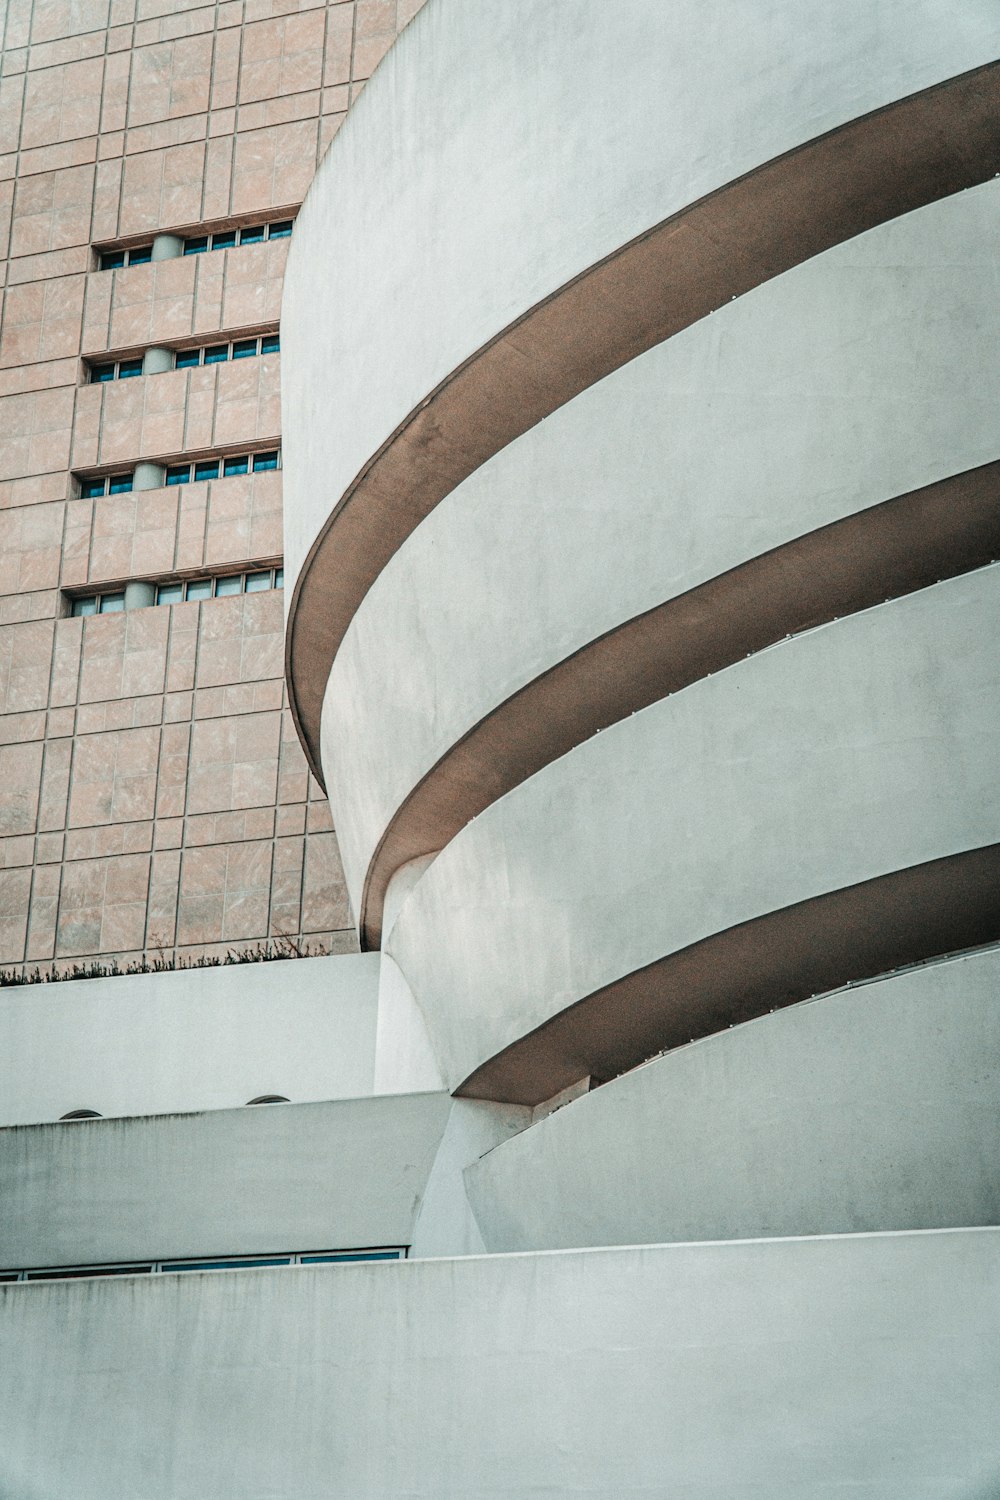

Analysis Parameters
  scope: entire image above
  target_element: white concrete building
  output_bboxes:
[3,2,1000,1494]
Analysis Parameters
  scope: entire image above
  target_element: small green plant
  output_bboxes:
[0,935,330,988]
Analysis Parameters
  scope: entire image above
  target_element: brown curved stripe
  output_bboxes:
[286,60,1000,790]
[360,461,1000,945]
[457,845,1000,1106]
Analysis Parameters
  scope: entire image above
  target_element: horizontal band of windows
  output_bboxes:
[88,332,280,383]
[96,218,293,270]
[77,449,281,498]
[1,1247,406,1282]
[69,566,284,616]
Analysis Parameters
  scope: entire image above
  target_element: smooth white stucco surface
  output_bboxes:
[282,0,1000,592]
[466,948,1000,1250]
[0,954,381,1125]
[322,184,1000,904]
[388,568,1000,1089]
[0,1092,450,1270]
[2,1230,999,1498]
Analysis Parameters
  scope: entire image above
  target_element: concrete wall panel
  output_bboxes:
[466,949,1000,1250]
[1,1229,999,1497]
[388,569,1000,1094]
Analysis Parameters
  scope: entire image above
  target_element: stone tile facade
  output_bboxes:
[0,0,425,972]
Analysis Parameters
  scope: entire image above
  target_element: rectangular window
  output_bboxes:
[183,236,209,256]
[175,349,201,369]
[155,583,184,605]
[274,567,284,589]
[80,478,106,498]
[160,1258,291,1272]
[203,344,229,365]
[211,230,237,251]
[185,578,213,602]
[117,357,143,379]
[91,364,116,384]
[214,575,243,597]
[240,225,265,245]
[223,455,249,477]
[194,460,220,482]
[129,246,152,265]
[71,596,98,617]
[260,334,280,355]
[268,221,293,240]
[253,450,279,472]
[99,250,126,270]
[232,338,257,360]
[25,1265,153,1280]
[165,464,191,486]
[299,1251,404,1264]
[244,570,271,593]
[98,593,125,614]
[108,474,134,494]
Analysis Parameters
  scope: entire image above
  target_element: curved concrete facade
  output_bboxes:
[283,0,1000,779]
[387,569,1000,1098]
[466,949,1000,1250]
[321,184,1000,929]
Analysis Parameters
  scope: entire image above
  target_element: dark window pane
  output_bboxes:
[161,1258,291,1272]
[223,455,249,477]
[91,364,116,384]
[300,1251,403,1264]
[211,231,237,250]
[203,344,229,365]
[232,339,256,360]
[26,1265,152,1280]
[128,246,152,265]
[183,236,208,255]
[100,250,126,270]
[156,583,183,605]
[175,349,201,369]
[72,597,98,617]
[80,479,106,498]
[240,225,265,245]
[267,221,293,239]
[0,1273,18,1282]
[165,464,191,486]
[194,460,220,482]
[117,357,143,379]
[185,579,213,601]
[252,450,278,472]
[99,593,125,614]
[260,334,280,355]
[108,473,134,494]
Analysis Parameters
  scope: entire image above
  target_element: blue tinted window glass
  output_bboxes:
[100,250,126,270]
[183,236,208,256]
[203,344,228,365]
[156,583,183,605]
[165,465,191,486]
[80,479,106,498]
[72,597,98,617]
[240,225,265,245]
[231,339,256,360]
[185,579,213,601]
[300,1251,403,1264]
[267,221,293,240]
[117,358,143,379]
[108,474,134,494]
[273,568,284,589]
[128,246,152,265]
[260,334,280,355]
[214,575,242,597]
[91,364,115,384]
[211,231,237,250]
[252,450,278,472]
[99,593,125,614]
[244,570,271,593]
[161,1258,291,1272]
[175,349,201,369]
[223,455,249,477]
[194,460,220,482]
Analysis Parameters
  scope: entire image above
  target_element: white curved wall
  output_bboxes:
[0,955,380,1126]
[2,1230,999,1499]
[322,183,1000,908]
[0,1092,450,1271]
[282,0,1000,592]
[387,568,1000,1090]
[466,948,1000,1250]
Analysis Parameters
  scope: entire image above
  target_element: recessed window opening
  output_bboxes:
[164,449,280,487]
[244,1095,290,1105]
[182,219,294,256]
[97,245,152,270]
[59,1109,103,1120]
[79,472,134,499]
[153,568,283,605]
[69,593,124,617]
[1,1247,406,1283]
[174,333,280,371]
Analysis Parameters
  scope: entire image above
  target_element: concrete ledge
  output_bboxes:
[466,948,1000,1247]
[0,1092,450,1271]
[2,1229,999,1497]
